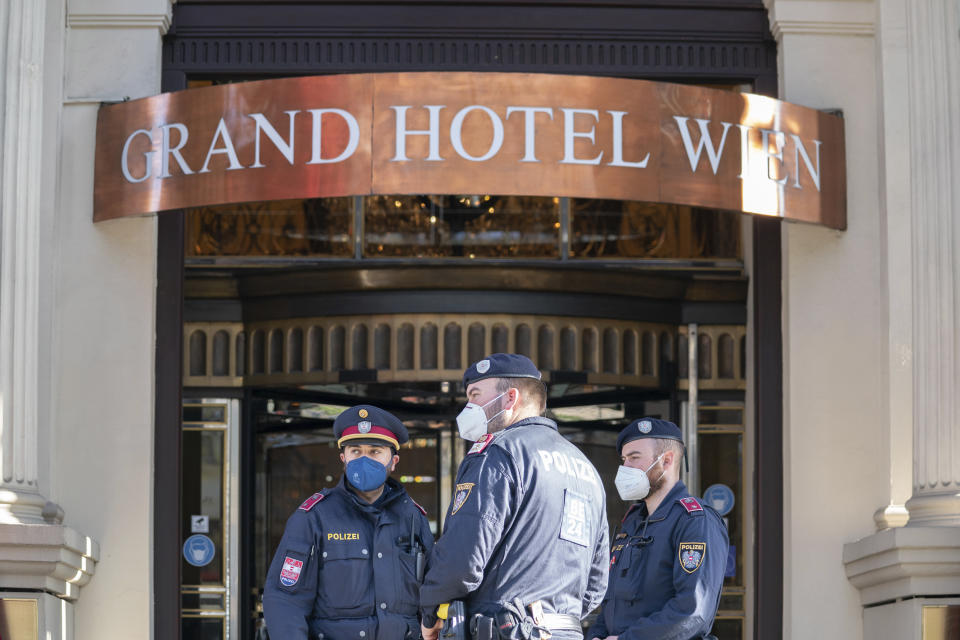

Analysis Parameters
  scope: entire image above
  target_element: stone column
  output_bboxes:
[844,2,960,635]
[902,0,960,527]
[0,0,98,612]
[0,0,48,526]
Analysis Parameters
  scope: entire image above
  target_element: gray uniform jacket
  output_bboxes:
[420,416,609,638]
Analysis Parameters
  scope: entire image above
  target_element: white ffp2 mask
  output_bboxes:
[614,453,664,501]
[455,391,508,441]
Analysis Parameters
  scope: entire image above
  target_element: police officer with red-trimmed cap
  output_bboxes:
[263,405,434,640]
[420,353,609,640]
[587,418,728,640]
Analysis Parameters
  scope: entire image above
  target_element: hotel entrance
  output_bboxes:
[179,193,751,639]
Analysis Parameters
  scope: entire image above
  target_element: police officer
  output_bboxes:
[587,418,728,640]
[420,353,609,640]
[263,405,434,640]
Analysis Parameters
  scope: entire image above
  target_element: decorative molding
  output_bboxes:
[873,504,910,530]
[764,0,876,39]
[164,3,777,86]
[163,36,777,79]
[843,527,960,605]
[67,13,172,34]
[769,20,874,38]
[0,523,99,601]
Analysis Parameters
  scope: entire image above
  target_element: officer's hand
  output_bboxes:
[421,619,442,640]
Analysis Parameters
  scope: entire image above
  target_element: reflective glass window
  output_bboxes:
[570,199,741,260]
[186,198,353,259]
[362,195,559,258]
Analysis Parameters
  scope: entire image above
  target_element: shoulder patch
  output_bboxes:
[450,483,475,515]
[679,496,704,514]
[280,556,304,586]
[410,498,427,516]
[299,492,325,511]
[468,433,495,455]
[679,542,706,573]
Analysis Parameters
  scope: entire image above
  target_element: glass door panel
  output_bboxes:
[182,399,240,640]
[252,403,442,640]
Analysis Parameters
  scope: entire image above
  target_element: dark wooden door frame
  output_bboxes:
[156,4,782,639]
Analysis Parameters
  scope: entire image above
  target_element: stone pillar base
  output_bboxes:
[0,489,48,525]
[0,592,73,639]
[905,492,960,527]
[0,523,99,601]
[843,526,960,605]
[861,596,960,640]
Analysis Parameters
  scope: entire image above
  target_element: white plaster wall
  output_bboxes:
[778,28,886,640]
[48,1,168,637]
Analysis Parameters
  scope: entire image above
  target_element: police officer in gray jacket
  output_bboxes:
[263,405,434,640]
[587,418,728,640]
[420,354,609,640]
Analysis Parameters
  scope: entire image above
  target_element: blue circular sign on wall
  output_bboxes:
[702,484,735,516]
[183,534,216,567]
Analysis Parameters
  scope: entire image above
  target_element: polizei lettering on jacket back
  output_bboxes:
[537,449,600,486]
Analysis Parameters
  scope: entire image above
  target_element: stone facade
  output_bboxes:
[0,0,957,638]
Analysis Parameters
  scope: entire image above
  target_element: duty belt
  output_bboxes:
[538,613,580,631]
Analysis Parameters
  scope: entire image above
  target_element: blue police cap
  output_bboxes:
[617,417,683,454]
[334,405,408,450]
[463,353,543,388]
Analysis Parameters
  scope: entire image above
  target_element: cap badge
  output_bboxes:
[358,421,372,433]
[638,420,653,434]
[476,359,491,374]
[358,409,368,418]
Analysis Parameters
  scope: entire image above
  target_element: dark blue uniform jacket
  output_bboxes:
[586,481,728,640]
[420,416,609,638]
[263,476,434,640]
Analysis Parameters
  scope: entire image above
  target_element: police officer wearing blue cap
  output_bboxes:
[263,405,434,640]
[586,418,728,640]
[420,353,609,640]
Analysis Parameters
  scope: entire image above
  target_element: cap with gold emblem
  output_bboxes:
[333,404,408,450]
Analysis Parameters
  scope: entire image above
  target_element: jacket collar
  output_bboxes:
[640,480,689,523]
[505,415,559,432]
[335,475,405,514]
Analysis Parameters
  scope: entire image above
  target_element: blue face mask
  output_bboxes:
[345,456,389,492]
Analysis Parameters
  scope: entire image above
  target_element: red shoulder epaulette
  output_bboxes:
[467,433,495,455]
[299,492,325,511]
[678,496,704,514]
[410,499,427,516]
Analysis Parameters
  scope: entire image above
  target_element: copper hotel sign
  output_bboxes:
[94,72,846,229]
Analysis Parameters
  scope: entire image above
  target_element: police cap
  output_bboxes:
[334,405,408,450]
[617,417,683,454]
[463,353,543,388]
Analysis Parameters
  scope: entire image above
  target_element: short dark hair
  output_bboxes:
[654,438,685,473]
[495,377,547,415]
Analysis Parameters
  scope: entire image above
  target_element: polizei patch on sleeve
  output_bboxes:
[559,489,590,547]
[280,556,304,586]
[450,483,475,515]
[679,542,706,574]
